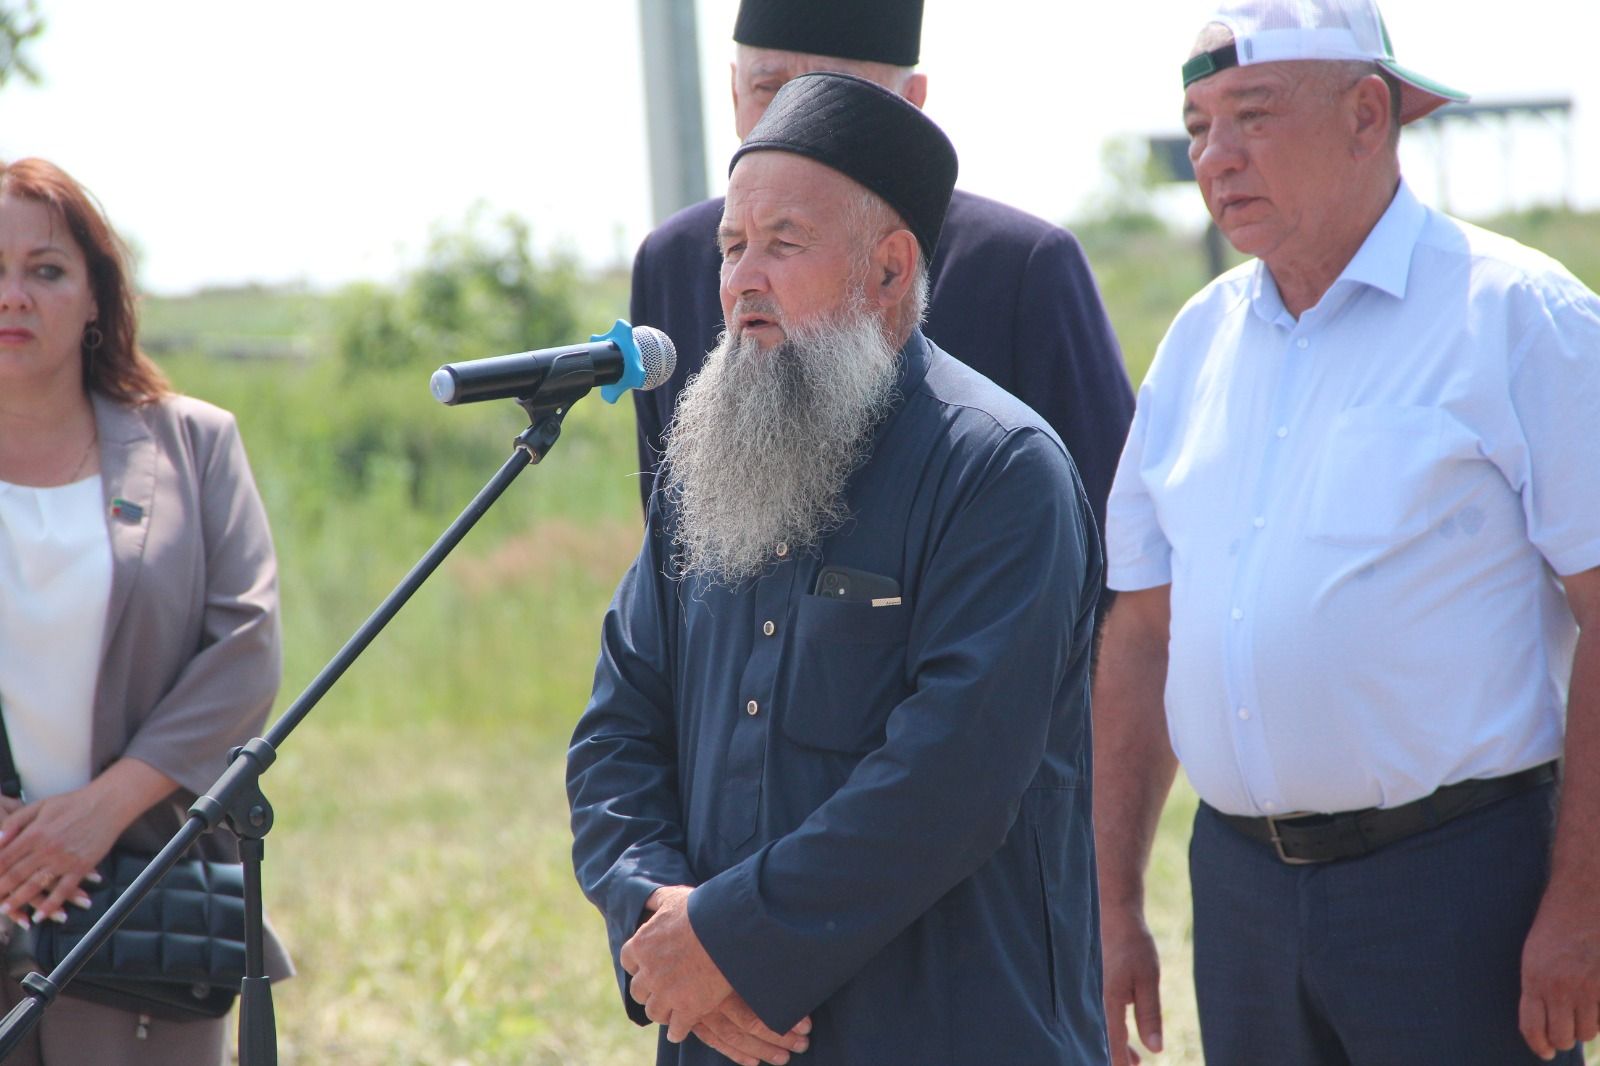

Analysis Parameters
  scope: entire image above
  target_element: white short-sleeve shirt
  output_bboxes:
[1106,180,1600,817]
[0,475,112,800]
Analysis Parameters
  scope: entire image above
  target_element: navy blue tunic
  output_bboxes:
[628,190,1135,552]
[569,332,1110,1065]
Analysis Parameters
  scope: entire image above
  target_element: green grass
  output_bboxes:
[156,336,655,1063]
[140,207,1600,1062]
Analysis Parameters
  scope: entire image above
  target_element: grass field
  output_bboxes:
[141,206,1600,1064]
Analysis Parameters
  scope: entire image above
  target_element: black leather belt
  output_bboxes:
[1210,762,1558,865]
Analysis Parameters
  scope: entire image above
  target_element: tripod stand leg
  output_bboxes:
[238,975,276,1066]
[237,837,276,1065]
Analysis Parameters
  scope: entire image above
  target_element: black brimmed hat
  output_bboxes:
[729,71,958,262]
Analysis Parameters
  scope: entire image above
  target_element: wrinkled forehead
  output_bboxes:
[1181,57,1333,120]
[736,44,903,90]
[725,150,860,216]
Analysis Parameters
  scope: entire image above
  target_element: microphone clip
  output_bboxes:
[512,401,572,465]
[593,319,648,403]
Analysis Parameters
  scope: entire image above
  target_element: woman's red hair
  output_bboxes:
[0,157,170,403]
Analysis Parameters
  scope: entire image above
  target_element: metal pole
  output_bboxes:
[638,0,709,223]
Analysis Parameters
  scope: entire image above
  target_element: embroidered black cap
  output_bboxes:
[733,0,924,67]
[729,71,958,262]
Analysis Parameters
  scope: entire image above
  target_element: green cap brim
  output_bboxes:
[1381,60,1470,123]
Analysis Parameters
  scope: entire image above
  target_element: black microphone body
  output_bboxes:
[430,323,676,407]
[432,341,622,405]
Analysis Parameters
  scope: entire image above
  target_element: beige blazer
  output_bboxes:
[90,392,283,857]
[4,393,292,1064]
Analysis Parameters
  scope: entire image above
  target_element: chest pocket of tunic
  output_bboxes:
[1306,405,1478,546]
[780,595,913,755]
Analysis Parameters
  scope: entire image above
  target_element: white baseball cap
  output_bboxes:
[1182,0,1468,123]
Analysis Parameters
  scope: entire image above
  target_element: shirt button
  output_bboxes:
[746,700,760,717]
[762,620,776,637]
[774,542,789,558]
[1276,426,1288,439]
[1231,608,1243,621]
[1263,800,1278,812]
[1296,338,1309,350]
[1237,707,1251,721]
[1253,516,1266,529]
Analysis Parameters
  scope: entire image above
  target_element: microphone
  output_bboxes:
[430,320,676,406]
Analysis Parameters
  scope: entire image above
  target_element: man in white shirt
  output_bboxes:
[1094,1,1600,1063]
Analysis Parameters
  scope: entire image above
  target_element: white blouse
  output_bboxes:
[0,475,112,800]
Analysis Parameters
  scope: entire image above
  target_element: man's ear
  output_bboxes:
[1349,73,1392,159]
[904,72,928,109]
[868,229,920,310]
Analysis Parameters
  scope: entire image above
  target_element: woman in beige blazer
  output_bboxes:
[0,158,290,1063]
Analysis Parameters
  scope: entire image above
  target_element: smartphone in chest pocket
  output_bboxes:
[813,565,901,605]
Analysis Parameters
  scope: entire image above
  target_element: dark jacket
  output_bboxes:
[571,333,1110,1065]
[628,189,1135,548]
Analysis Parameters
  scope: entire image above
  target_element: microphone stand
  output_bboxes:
[0,386,586,1063]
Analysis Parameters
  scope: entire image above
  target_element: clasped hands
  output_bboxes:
[621,885,811,1065]
[0,789,115,928]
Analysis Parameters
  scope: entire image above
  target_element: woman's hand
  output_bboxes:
[0,758,177,925]
[0,789,114,924]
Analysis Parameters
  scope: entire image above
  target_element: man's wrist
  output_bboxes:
[1537,866,1600,916]
[645,884,693,913]
[1098,893,1149,931]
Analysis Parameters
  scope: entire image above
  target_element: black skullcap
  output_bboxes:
[729,71,958,262]
[734,0,924,67]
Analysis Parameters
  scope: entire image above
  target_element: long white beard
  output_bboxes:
[660,297,901,585]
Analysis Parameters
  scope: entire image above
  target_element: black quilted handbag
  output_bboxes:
[15,850,247,1019]
[0,698,248,1019]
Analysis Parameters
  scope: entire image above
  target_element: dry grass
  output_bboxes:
[263,725,657,1065]
[449,518,643,601]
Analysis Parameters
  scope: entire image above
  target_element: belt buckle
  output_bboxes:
[1265,813,1318,865]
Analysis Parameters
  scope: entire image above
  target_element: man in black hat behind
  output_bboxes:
[569,72,1110,1065]
[629,0,1134,610]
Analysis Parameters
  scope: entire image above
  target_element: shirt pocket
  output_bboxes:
[780,594,912,756]
[1305,405,1465,546]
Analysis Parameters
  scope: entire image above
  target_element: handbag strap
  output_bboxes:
[0,696,23,799]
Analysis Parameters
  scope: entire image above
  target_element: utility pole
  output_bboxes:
[638,0,709,224]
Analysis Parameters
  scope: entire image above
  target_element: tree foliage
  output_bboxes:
[1078,135,1167,231]
[326,207,585,505]
[335,206,579,375]
[0,0,44,91]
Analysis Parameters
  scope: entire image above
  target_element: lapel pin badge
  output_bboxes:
[110,497,145,523]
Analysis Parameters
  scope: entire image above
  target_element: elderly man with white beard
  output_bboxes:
[567,72,1109,1066]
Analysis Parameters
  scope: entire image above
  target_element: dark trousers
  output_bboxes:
[1190,784,1583,1066]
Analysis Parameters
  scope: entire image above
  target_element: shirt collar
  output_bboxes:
[1249,178,1429,326]
[1340,179,1427,300]
[896,328,933,398]
[870,328,933,449]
